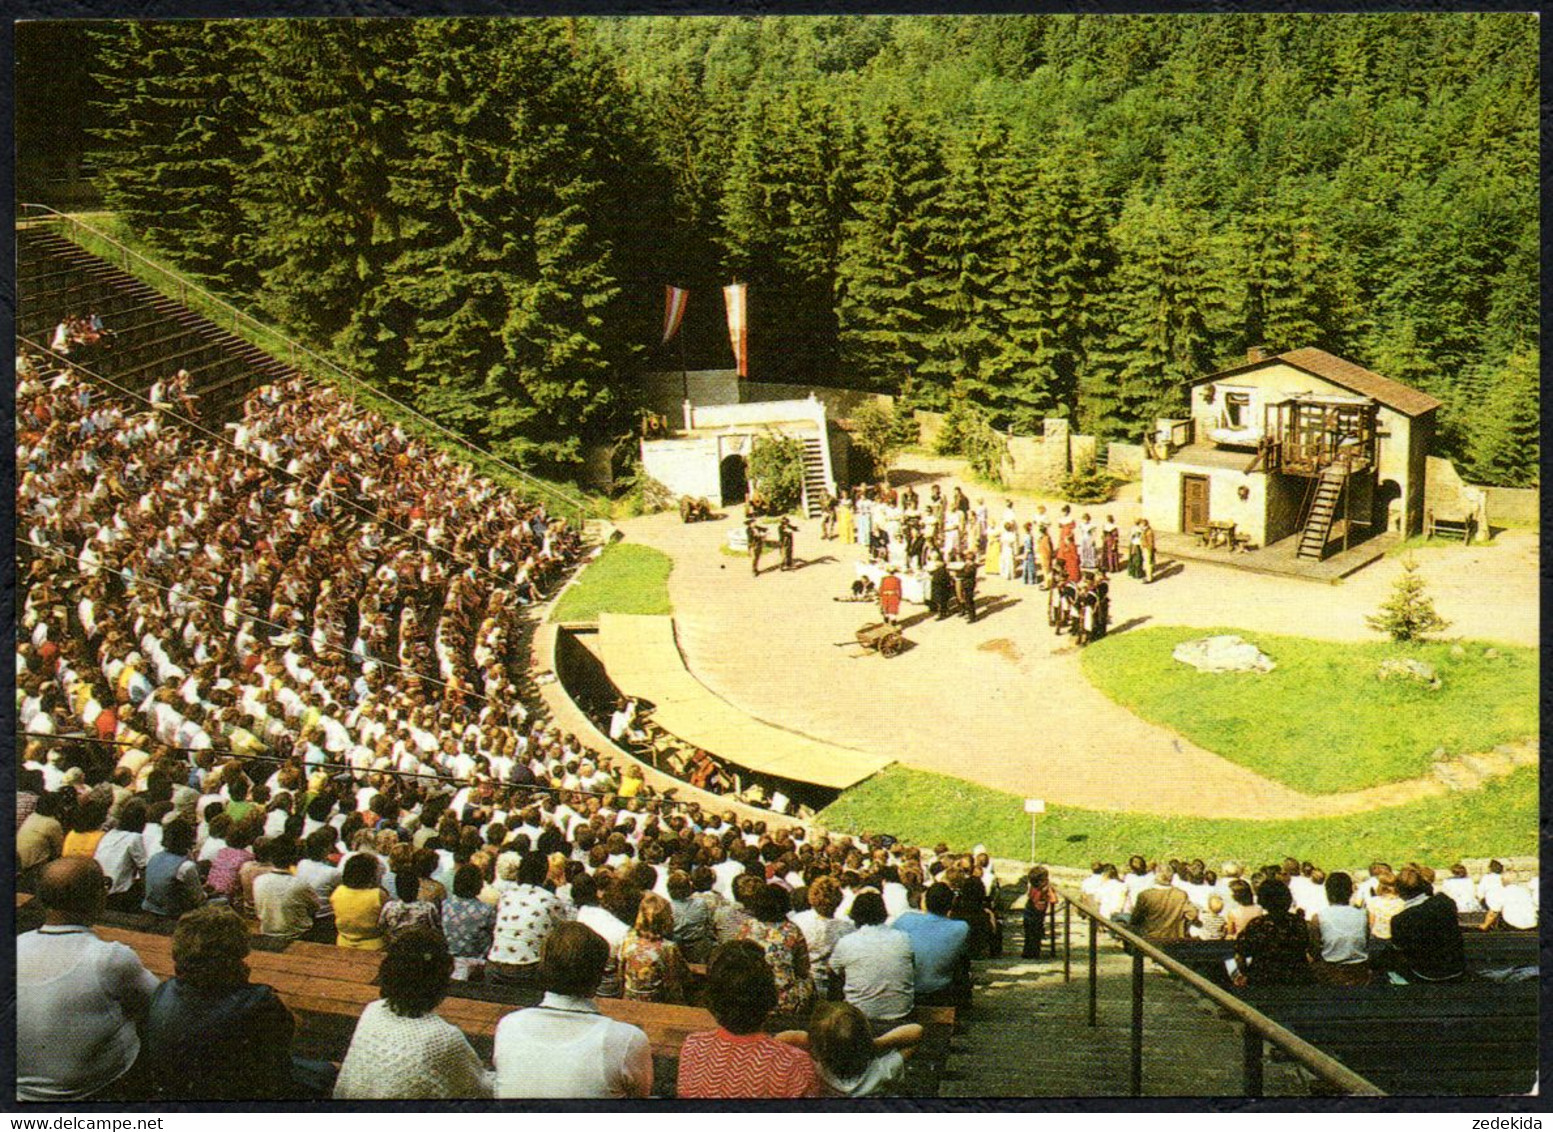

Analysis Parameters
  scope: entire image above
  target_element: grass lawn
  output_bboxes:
[818,764,1538,870]
[551,542,673,622]
[1079,627,1537,794]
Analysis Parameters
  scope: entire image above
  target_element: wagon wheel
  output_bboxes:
[879,633,903,658]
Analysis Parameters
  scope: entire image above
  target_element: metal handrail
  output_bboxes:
[16,202,596,522]
[1055,888,1386,1097]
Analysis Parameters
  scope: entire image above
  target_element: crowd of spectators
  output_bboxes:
[1077,854,1538,988]
[13,342,1004,1100]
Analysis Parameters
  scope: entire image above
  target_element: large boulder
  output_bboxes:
[1378,657,1442,690]
[1172,634,1276,674]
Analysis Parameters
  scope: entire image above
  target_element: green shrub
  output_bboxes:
[935,396,1006,484]
[749,430,806,514]
[1060,464,1117,503]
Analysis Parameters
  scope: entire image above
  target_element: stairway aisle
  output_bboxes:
[939,914,1308,1097]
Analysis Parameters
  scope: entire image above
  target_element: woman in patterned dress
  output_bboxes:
[619,892,691,1004]
[737,883,816,1028]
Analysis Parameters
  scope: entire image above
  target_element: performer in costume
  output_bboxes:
[746,518,766,577]
[878,567,902,625]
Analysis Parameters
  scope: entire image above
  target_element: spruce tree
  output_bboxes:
[1467,349,1539,487]
[235,19,416,347]
[720,90,853,384]
[835,104,947,394]
[1085,198,1224,440]
[91,21,256,291]
[1367,556,1450,643]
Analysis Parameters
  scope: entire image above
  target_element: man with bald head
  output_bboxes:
[17,857,160,1100]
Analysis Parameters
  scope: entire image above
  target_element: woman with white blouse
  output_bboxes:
[334,927,492,1099]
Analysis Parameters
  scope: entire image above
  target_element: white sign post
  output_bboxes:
[1023,798,1045,864]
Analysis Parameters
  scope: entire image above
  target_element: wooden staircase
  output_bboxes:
[1296,463,1348,561]
[799,432,829,518]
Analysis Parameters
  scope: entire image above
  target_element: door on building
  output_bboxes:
[1181,474,1210,534]
[719,454,748,506]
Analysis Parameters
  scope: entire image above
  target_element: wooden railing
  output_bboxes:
[1054,889,1386,1097]
[17,203,597,525]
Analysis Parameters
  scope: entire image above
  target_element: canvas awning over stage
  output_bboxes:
[598,613,893,791]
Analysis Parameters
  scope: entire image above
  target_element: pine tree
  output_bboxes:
[1467,348,1539,487]
[91,21,256,290]
[835,104,947,394]
[1366,556,1450,643]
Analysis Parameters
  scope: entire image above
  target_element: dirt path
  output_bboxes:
[614,453,1537,819]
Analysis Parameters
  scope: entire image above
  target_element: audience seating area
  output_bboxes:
[15,893,956,1098]
[18,226,293,420]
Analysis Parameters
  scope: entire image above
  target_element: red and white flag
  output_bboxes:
[723,283,748,377]
[662,285,688,346]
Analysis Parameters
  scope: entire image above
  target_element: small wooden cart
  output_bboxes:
[853,620,905,658]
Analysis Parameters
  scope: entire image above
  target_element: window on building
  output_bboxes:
[1225,391,1252,428]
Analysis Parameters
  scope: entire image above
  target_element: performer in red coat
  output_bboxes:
[878,568,903,624]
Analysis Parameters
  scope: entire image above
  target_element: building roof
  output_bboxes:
[1196,347,1443,417]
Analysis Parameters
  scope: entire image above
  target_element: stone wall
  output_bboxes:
[913,411,1098,490]
[1481,485,1539,526]
[1106,442,1145,479]
[741,381,891,419]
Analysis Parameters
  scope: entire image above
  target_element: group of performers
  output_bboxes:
[1049,571,1111,645]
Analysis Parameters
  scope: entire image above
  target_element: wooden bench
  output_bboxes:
[91,925,713,1061]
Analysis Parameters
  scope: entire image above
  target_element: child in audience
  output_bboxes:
[778,1002,922,1098]
[1192,894,1227,940]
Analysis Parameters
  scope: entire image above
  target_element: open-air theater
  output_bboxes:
[12,207,1539,1103]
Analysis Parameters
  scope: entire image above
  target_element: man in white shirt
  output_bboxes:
[493,922,652,1097]
[17,858,160,1101]
[827,891,916,1028]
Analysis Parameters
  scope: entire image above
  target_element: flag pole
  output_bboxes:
[679,331,689,407]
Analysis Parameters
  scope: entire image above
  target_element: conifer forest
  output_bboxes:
[17,14,1538,483]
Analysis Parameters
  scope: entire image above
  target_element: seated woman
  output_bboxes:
[1308,872,1371,986]
[331,852,389,950]
[677,941,820,1099]
[1232,879,1312,987]
[1223,878,1263,939]
[334,927,493,1099]
[951,875,1002,959]
[143,905,335,1099]
[441,863,497,982]
[380,868,441,938]
[736,883,816,1028]
[619,892,690,1004]
[142,819,205,919]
